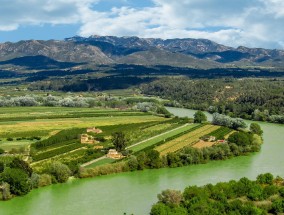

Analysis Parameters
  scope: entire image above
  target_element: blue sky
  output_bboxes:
[0,0,284,49]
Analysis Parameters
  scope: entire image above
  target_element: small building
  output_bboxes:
[204,136,216,142]
[106,149,124,159]
[86,127,102,134]
[80,134,95,144]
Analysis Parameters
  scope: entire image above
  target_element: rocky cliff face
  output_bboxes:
[0,36,283,68]
[0,40,113,64]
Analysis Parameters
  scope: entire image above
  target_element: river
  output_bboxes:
[0,107,283,215]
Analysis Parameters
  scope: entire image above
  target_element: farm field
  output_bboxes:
[0,107,167,158]
[192,140,215,149]
[0,113,164,139]
[129,123,198,152]
[84,158,115,168]
[27,117,186,171]
[156,124,220,156]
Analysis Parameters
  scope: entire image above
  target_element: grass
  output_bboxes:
[129,124,198,152]
[156,125,220,155]
[0,106,166,160]
[0,114,165,138]
[0,155,16,165]
[84,158,115,168]
[0,140,31,151]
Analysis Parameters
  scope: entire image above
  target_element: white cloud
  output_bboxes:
[1,0,284,49]
[0,0,98,27]
[78,0,284,49]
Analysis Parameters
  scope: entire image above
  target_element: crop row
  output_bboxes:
[156,125,215,152]
[207,127,232,139]
[0,112,149,122]
[157,125,220,155]
[135,124,204,153]
[32,128,85,149]
[32,143,85,161]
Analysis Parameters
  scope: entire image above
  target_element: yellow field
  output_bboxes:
[156,125,220,155]
[0,115,165,137]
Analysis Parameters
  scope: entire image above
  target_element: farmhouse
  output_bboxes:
[80,134,95,144]
[106,149,124,159]
[204,136,216,142]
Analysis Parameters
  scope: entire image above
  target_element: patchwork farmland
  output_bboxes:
[156,124,221,156]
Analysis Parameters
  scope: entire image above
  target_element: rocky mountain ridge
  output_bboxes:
[0,36,283,68]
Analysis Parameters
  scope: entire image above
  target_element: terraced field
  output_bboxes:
[156,125,220,156]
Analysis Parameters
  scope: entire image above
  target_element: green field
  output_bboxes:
[156,125,220,155]
[129,123,198,152]
[84,158,115,168]
[0,107,166,156]
[0,107,164,138]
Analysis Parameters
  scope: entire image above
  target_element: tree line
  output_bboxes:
[141,77,284,123]
[151,173,284,215]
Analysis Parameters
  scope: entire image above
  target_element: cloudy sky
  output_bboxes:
[0,0,284,49]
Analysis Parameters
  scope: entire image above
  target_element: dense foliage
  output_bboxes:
[194,110,207,123]
[212,113,247,129]
[0,156,72,200]
[141,77,284,123]
[151,174,284,215]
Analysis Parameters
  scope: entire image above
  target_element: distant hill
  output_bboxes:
[0,40,113,64]
[0,36,283,69]
[0,55,82,69]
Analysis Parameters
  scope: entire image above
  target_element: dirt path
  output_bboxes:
[80,155,107,167]
[126,123,190,150]
[80,123,191,167]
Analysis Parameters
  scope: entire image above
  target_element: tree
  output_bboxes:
[127,155,138,171]
[9,158,33,177]
[231,118,247,130]
[48,162,71,183]
[0,148,5,154]
[0,168,31,196]
[228,132,251,146]
[0,182,11,200]
[250,123,263,136]
[158,189,183,206]
[194,111,207,123]
[256,173,274,185]
[136,152,148,170]
[146,150,162,169]
[112,132,128,152]
[0,161,4,173]
[271,199,284,213]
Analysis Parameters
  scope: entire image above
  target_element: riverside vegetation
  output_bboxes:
[150,173,284,215]
[0,106,263,201]
[141,77,284,124]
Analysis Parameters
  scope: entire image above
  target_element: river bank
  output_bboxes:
[0,107,283,215]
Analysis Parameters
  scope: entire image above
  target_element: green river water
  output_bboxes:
[0,107,283,215]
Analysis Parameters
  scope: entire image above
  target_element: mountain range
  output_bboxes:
[0,35,284,69]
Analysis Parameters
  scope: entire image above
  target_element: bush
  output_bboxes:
[38,174,52,187]
[0,148,5,154]
[228,132,252,147]
[257,173,274,185]
[48,162,72,183]
[250,123,263,136]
